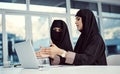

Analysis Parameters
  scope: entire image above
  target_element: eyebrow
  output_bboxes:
[76,17,81,19]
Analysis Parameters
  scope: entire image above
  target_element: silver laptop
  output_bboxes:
[14,40,40,69]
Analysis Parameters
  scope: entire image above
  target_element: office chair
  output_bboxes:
[107,54,120,65]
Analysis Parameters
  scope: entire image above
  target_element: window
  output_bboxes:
[0,0,26,3]
[0,0,26,10]
[102,3,120,17]
[31,16,50,51]
[117,45,120,53]
[70,0,98,16]
[102,3,120,56]
[30,0,66,13]
[103,18,120,55]
[102,18,120,40]
[6,15,25,64]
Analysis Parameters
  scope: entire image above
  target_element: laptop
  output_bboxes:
[14,40,40,69]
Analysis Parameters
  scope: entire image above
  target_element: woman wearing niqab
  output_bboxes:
[50,20,73,65]
[40,9,107,65]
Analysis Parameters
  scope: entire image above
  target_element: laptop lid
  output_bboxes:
[14,40,39,69]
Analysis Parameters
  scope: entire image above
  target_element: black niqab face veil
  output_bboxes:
[50,20,73,51]
[51,20,63,42]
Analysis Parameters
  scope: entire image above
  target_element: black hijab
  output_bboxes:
[50,20,73,51]
[75,9,99,51]
[74,9,107,65]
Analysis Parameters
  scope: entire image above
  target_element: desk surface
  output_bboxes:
[0,66,120,74]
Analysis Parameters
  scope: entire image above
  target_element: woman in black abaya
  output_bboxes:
[36,20,73,65]
[73,9,107,65]
[45,9,107,65]
[50,20,73,65]
[50,20,73,52]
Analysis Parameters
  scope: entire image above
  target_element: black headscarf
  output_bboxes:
[75,9,99,51]
[74,9,107,65]
[50,20,73,51]
[50,20,73,65]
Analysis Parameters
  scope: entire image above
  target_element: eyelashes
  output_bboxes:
[76,17,81,21]
[53,27,62,32]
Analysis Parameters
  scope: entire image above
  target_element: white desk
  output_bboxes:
[0,66,120,74]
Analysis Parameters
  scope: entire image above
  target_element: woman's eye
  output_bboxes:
[53,28,62,32]
[76,17,80,21]
[77,18,80,20]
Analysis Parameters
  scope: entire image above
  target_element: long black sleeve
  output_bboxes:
[73,35,107,65]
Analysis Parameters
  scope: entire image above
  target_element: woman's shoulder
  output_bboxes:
[91,34,104,41]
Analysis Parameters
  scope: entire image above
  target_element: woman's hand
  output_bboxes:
[45,43,65,58]
[35,47,50,58]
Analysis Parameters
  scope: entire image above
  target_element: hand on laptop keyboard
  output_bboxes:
[36,47,50,58]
